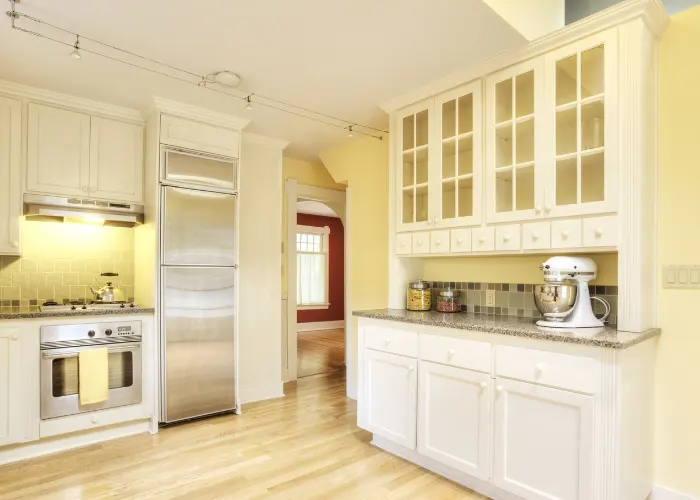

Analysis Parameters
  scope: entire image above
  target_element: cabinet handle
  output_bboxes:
[408,365,415,372]
[532,232,539,241]
[400,241,406,247]
[10,334,18,341]
[10,241,18,248]
[480,381,487,389]
[447,349,455,357]
[535,363,546,373]
[562,230,570,240]
[433,216,440,224]
[479,237,485,244]
[456,238,463,245]
[503,234,511,242]
[82,186,89,193]
[496,385,503,393]
[544,202,552,213]
[383,338,391,346]
[91,417,98,424]
[416,240,423,247]
[535,205,542,214]
[595,228,603,238]
[436,239,441,246]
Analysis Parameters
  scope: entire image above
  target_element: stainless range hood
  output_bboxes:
[23,194,144,227]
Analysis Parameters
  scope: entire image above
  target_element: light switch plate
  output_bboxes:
[663,265,700,288]
[485,290,496,306]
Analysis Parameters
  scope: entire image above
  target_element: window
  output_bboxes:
[296,225,330,310]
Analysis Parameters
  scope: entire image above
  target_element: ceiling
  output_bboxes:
[0,0,524,160]
[297,200,338,218]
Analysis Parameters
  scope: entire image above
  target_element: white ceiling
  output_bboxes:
[297,200,338,218]
[0,0,525,160]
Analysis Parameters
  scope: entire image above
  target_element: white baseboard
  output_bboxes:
[651,486,700,500]
[297,320,345,332]
[239,382,284,404]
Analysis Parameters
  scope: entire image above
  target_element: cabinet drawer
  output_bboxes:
[396,233,412,255]
[583,216,617,247]
[412,232,430,255]
[365,325,418,358]
[495,345,596,394]
[551,219,582,248]
[522,222,551,250]
[495,224,521,251]
[450,229,472,253]
[420,334,491,372]
[160,114,239,157]
[472,227,495,252]
[430,230,450,254]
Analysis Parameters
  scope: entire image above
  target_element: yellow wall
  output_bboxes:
[319,135,390,387]
[654,6,700,495]
[0,220,135,305]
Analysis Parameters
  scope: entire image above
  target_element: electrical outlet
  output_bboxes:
[485,290,496,307]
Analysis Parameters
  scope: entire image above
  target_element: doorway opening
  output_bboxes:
[284,180,348,383]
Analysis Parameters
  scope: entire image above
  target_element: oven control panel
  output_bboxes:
[40,320,143,344]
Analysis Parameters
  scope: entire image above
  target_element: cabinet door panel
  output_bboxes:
[450,228,472,253]
[364,350,417,450]
[412,232,430,255]
[89,117,144,203]
[418,362,490,478]
[430,230,450,254]
[472,226,495,252]
[551,219,582,248]
[0,328,22,447]
[583,215,617,247]
[27,103,90,197]
[396,233,412,255]
[493,378,594,500]
[522,221,551,250]
[495,224,521,251]
[0,97,21,255]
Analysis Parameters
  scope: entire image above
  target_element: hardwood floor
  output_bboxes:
[0,370,488,499]
[297,328,345,378]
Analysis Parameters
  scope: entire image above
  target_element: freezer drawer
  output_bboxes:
[161,266,236,423]
[163,146,238,190]
[162,186,236,266]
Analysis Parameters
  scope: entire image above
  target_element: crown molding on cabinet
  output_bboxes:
[151,96,250,131]
[0,79,144,123]
[380,0,670,113]
[242,132,290,150]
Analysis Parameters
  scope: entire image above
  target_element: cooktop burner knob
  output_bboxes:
[105,329,113,336]
[82,305,87,310]
[88,330,96,337]
[71,306,76,310]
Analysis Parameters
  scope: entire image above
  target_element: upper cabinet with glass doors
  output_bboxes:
[398,101,432,232]
[485,59,544,224]
[546,30,617,217]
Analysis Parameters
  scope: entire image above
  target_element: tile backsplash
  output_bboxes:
[426,280,618,325]
[0,221,135,306]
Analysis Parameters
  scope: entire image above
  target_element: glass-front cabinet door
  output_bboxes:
[486,59,544,223]
[546,30,617,217]
[434,81,482,228]
[397,100,433,232]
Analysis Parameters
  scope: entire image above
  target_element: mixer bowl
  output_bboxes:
[533,284,578,321]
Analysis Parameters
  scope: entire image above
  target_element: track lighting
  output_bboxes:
[245,96,253,111]
[347,126,354,138]
[69,35,81,59]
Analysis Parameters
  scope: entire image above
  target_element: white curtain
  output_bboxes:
[297,253,326,305]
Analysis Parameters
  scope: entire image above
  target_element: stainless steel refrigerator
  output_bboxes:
[160,148,238,423]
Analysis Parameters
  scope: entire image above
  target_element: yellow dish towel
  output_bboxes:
[79,348,109,405]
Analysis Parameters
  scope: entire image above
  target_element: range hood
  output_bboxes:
[23,194,144,227]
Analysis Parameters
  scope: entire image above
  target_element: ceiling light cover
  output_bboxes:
[215,71,241,87]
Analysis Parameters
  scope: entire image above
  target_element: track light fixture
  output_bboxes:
[347,125,354,138]
[69,34,81,59]
[245,96,253,111]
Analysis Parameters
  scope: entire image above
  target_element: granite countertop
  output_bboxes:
[353,309,660,349]
[0,307,155,320]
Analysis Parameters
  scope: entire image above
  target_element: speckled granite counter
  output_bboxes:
[0,307,155,320]
[353,309,660,349]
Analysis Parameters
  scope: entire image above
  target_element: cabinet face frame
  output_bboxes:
[433,81,482,229]
[395,99,435,233]
[544,29,618,218]
[485,58,546,224]
[0,327,22,447]
[0,97,21,255]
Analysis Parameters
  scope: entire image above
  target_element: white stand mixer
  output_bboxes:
[535,256,610,328]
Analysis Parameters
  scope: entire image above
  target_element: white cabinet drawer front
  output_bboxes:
[396,233,413,255]
[495,224,521,251]
[412,232,430,255]
[430,230,450,254]
[160,115,239,157]
[583,216,617,247]
[450,229,472,253]
[495,345,596,394]
[522,221,551,250]
[472,227,495,252]
[551,219,582,249]
[365,325,418,358]
[419,334,491,372]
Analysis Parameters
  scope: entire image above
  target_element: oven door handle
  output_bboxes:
[41,344,141,359]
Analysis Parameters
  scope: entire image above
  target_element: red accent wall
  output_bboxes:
[297,213,344,324]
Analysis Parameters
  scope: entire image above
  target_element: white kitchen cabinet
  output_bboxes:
[522,221,551,250]
[0,97,21,255]
[450,228,472,254]
[430,230,450,254]
[395,233,412,255]
[89,117,144,203]
[0,327,31,447]
[363,349,417,450]
[418,361,490,478]
[27,103,91,198]
[583,215,617,247]
[160,114,240,158]
[495,224,521,251]
[411,231,430,255]
[486,58,545,224]
[545,30,618,218]
[493,377,594,500]
[551,219,582,248]
[471,226,495,252]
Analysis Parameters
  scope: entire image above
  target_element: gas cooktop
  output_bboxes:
[40,301,139,312]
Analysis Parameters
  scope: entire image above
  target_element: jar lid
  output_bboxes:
[409,279,430,290]
[439,289,460,297]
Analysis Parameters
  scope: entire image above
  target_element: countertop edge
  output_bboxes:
[353,310,661,349]
[0,308,156,320]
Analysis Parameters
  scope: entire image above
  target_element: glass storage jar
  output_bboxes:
[437,289,462,313]
[407,279,431,311]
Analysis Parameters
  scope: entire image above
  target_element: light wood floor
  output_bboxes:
[297,328,345,378]
[0,370,488,500]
